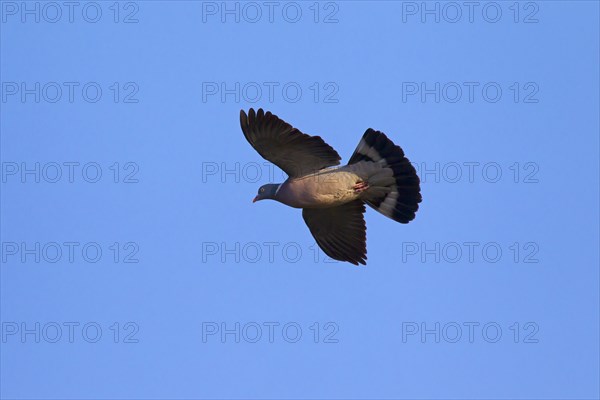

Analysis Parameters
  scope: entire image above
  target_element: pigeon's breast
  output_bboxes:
[278,169,361,208]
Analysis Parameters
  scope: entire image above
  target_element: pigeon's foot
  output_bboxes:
[353,181,369,193]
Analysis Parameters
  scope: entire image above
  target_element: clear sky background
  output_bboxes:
[1,1,599,399]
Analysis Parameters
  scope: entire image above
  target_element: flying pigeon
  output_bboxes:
[240,108,421,265]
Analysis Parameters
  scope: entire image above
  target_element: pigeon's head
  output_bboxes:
[253,184,280,203]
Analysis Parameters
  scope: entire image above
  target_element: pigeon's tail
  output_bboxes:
[349,129,422,223]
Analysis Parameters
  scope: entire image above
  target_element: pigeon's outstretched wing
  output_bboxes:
[302,200,367,265]
[240,108,341,178]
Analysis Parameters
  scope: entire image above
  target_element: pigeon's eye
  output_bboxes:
[260,187,265,193]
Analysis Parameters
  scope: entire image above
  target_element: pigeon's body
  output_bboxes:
[241,108,421,265]
[277,166,367,208]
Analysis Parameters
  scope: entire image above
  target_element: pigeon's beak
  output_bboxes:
[252,196,259,203]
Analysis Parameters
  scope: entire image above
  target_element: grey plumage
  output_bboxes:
[241,108,421,265]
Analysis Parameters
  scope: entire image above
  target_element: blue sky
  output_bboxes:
[1,1,599,399]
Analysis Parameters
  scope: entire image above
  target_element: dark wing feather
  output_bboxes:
[302,200,367,265]
[240,108,341,178]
